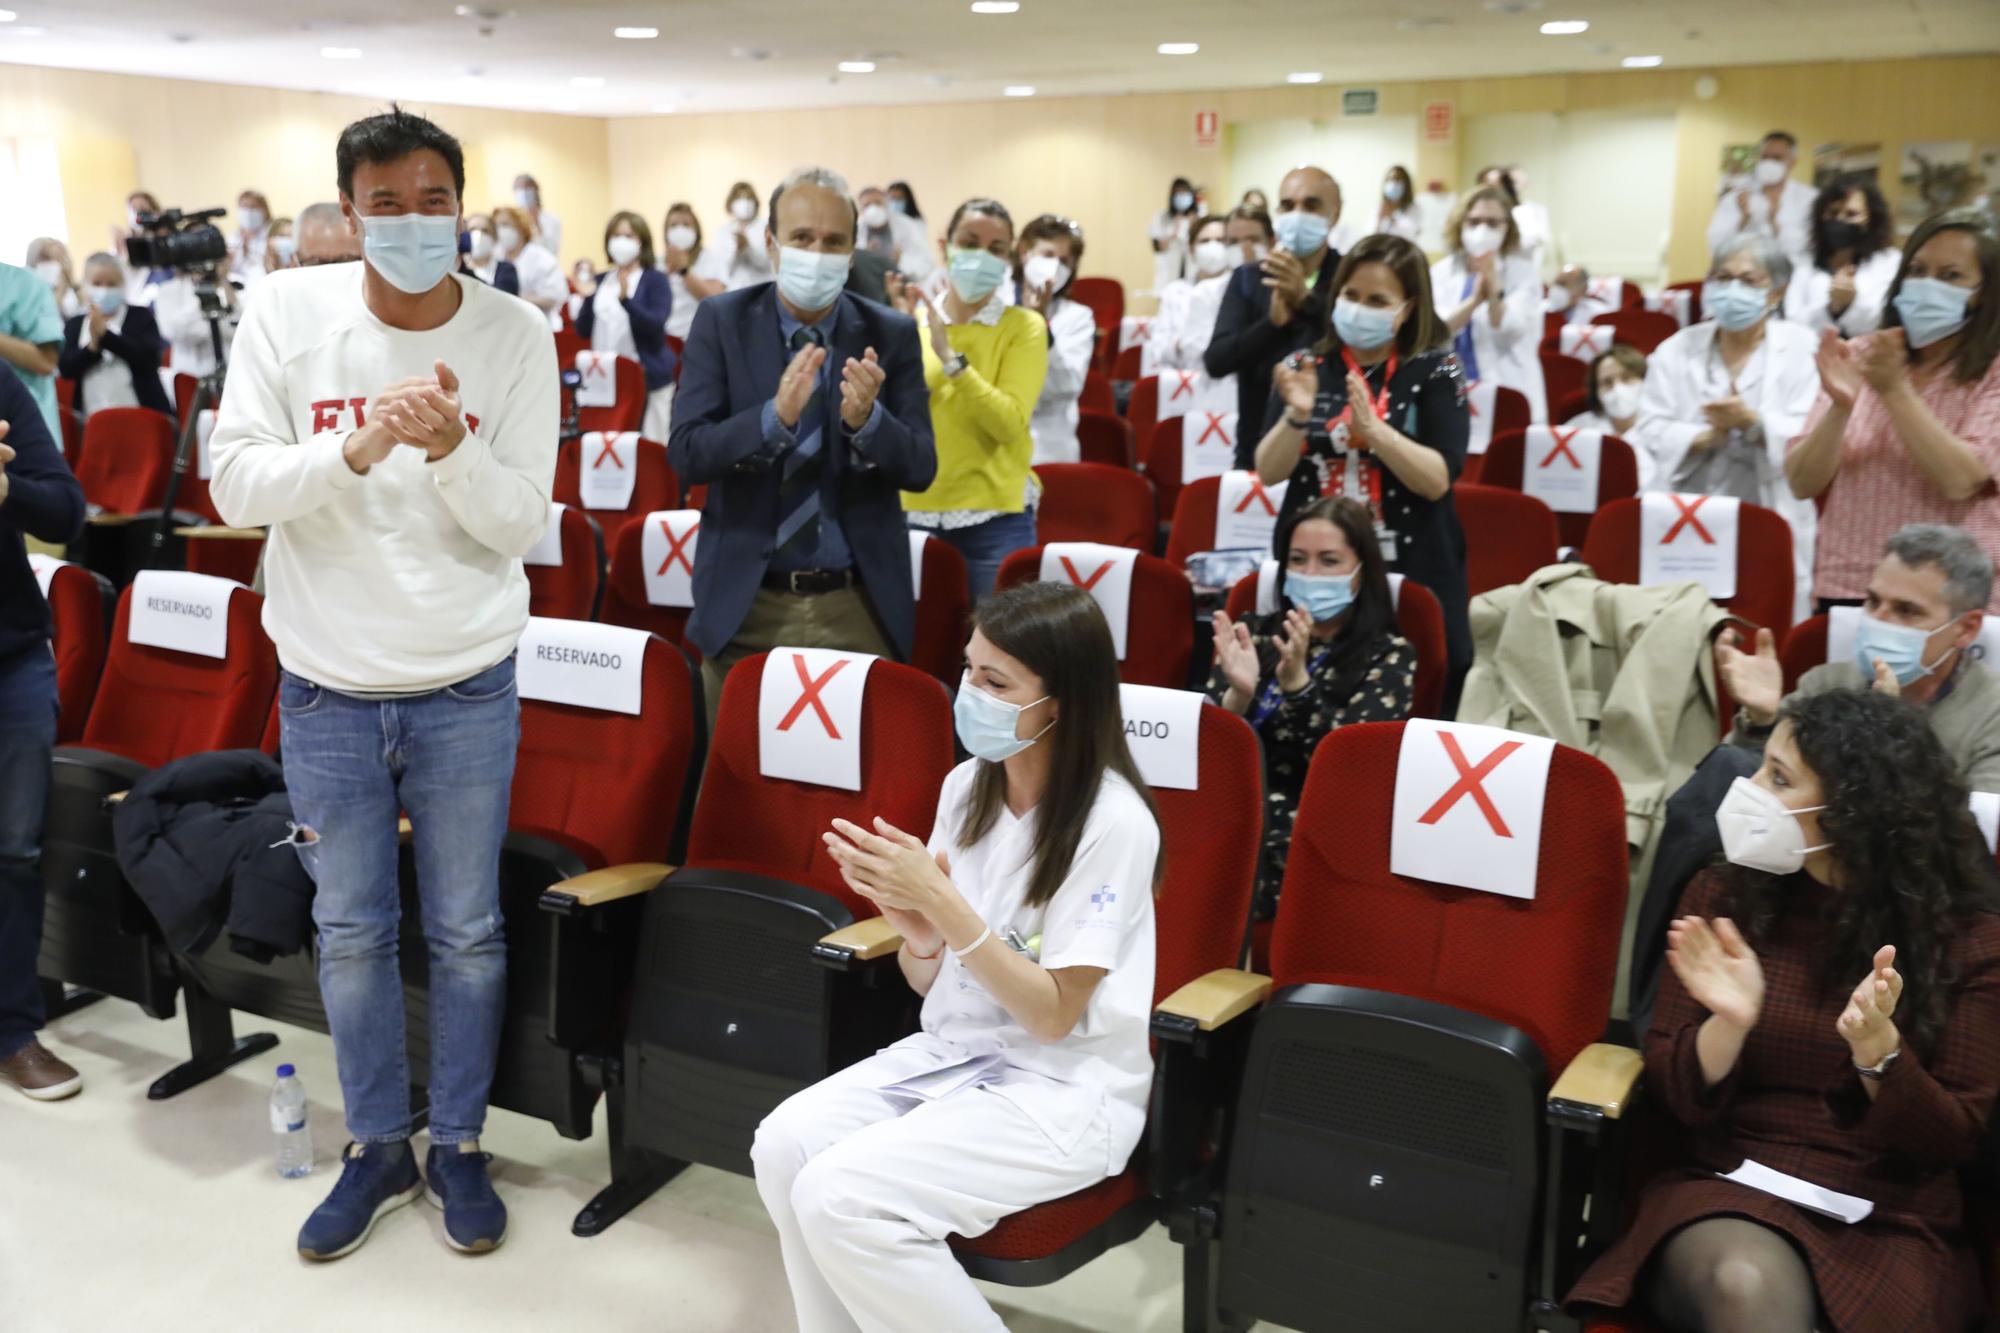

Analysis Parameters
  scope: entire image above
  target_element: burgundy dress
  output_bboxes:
[1568,870,2000,1332]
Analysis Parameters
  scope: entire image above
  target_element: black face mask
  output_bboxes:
[1820,219,1868,253]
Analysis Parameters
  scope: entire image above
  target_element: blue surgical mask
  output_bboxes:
[948,247,1010,304]
[954,675,1052,762]
[1703,278,1772,332]
[90,286,125,315]
[776,246,851,312]
[1382,179,1406,203]
[1274,209,1331,258]
[362,213,462,295]
[888,197,908,216]
[1285,571,1356,623]
[1893,277,1979,349]
[1333,297,1401,351]
[514,187,537,210]
[1172,190,1195,212]
[1853,611,1956,686]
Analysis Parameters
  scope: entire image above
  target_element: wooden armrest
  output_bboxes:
[87,511,140,527]
[818,917,903,961]
[543,862,674,908]
[175,525,267,540]
[1155,968,1272,1032]
[1549,1042,1644,1119]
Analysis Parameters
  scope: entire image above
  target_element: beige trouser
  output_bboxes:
[700,584,894,735]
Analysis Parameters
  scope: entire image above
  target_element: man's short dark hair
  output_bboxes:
[336,105,466,202]
[1763,130,1798,150]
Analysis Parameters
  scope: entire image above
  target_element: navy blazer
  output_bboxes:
[668,283,936,660]
[575,266,676,391]
[57,305,172,417]
[1203,252,1339,467]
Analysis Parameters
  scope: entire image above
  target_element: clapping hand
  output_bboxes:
[380,360,469,461]
[1715,626,1783,727]
[1701,395,1759,434]
[87,306,110,346]
[914,288,955,363]
[1827,264,1858,316]
[840,346,886,430]
[1837,945,1903,1069]
[1346,369,1384,449]
[775,341,829,429]
[1021,274,1057,315]
[1210,612,1262,699]
[1262,250,1309,327]
[1273,606,1315,693]
[1858,328,1908,394]
[1667,916,1765,1032]
[884,272,916,318]
[1274,356,1319,419]
[1815,328,1862,411]
[824,817,956,917]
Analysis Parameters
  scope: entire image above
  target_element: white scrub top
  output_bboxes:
[1151,272,1232,373]
[1431,251,1549,422]
[78,307,140,416]
[589,271,638,362]
[1785,246,1900,339]
[877,760,1160,1168]
[1029,298,1100,465]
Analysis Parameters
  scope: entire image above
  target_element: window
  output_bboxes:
[0,137,69,266]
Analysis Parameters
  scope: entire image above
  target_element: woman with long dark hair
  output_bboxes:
[1257,231,1473,704]
[1150,174,1201,290]
[1789,176,1898,338]
[1208,495,1414,915]
[1569,688,2000,1332]
[754,581,1163,1332]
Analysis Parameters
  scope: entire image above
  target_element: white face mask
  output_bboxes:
[1022,253,1070,293]
[33,260,62,288]
[1752,158,1789,187]
[607,234,642,266]
[514,187,537,210]
[1193,239,1232,275]
[1460,221,1504,258]
[665,224,698,252]
[1715,776,1829,876]
[1599,380,1644,423]
[239,206,266,232]
[860,202,890,230]
[496,225,524,254]
[730,197,758,222]
[468,231,495,262]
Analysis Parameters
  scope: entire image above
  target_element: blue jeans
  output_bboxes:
[280,657,519,1145]
[0,649,58,1060]
[931,511,1038,604]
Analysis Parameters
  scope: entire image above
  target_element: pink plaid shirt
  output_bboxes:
[1791,337,2000,607]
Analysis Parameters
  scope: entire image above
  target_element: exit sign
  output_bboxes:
[1341,88,1379,117]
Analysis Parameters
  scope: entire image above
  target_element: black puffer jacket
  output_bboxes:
[113,749,315,963]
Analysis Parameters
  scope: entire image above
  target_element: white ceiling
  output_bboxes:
[1,0,1996,117]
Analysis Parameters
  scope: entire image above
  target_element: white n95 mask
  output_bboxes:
[1715,776,1829,876]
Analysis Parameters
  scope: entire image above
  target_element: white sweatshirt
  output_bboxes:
[209,262,557,694]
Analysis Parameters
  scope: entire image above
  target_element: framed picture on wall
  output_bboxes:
[1813,142,1880,189]
[1898,140,1978,227]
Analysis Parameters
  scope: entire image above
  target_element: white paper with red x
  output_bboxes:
[758,647,880,791]
[1639,492,1739,599]
[1214,471,1287,550]
[1040,542,1137,658]
[1390,719,1557,899]
[522,501,567,567]
[1119,683,1204,791]
[1559,324,1614,363]
[1119,316,1152,355]
[575,351,620,408]
[579,431,640,510]
[1464,379,1497,456]
[640,509,702,607]
[129,569,236,660]
[1646,289,1693,327]
[196,408,217,480]
[1156,368,1204,423]
[26,552,64,600]
[518,617,649,715]
[1520,425,1604,515]
[1587,277,1625,308]
[1181,410,1238,484]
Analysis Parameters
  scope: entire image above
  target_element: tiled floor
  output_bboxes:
[0,998,1247,1333]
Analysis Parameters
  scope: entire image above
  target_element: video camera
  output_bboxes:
[126,207,230,273]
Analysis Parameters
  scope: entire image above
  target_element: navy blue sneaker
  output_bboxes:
[424,1143,507,1253]
[296,1141,421,1261]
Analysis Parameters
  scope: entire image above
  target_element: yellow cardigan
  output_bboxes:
[901,303,1050,513]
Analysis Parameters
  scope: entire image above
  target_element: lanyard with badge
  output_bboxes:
[1305,345,1400,561]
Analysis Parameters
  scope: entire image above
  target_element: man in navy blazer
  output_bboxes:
[669,166,935,717]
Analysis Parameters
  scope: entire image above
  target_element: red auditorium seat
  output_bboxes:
[1127,374,1161,455]
[1463,383,1534,486]
[1476,428,1642,549]
[576,354,647,436]
[1069,276,1124,373]
[1590,309,1680,355]
[599,512,696,652]
[1456,483,1560,596]
[1033,462,1156,551]
[1539,352,1588,420]
[31,557,114,744]
[908,533,972,685]
[179,525,266,587]
[552,434,682,546]
[525,505,604,621]
[996,545,1194,688]
[1225,568,1450,722]
[1111,344,1143,382]
[1664,279,1704,324]
[951,699,1263,1287]
[1081,370,1116,416]
[1780,614,1830,693]
[74,407,176,516]
[1580,496,1796,637]
[1076,408,1135,468]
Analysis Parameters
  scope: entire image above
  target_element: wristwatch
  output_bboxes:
[1854,1047,1901,1081]
[942,352,968,378]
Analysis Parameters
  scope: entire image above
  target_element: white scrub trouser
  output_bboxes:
[641,383,675,445]
[752,1052,1111,1333]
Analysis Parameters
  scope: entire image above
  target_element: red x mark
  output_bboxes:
[1233,477,1276,514]
[581,354,612,380]
[593,434,627,469]
[1661,494,1715,545]
[1572,328,1608,356]
[1538,426,1584,470]
[776,654,849,738]
[1464,380,1481,416]
[1059,556,1114,591]
[1131,320,1151,340]
[655,518,698,576]
[1197,411,1232,446]
[1168,371,1196,402]
[1417,732,1525,837]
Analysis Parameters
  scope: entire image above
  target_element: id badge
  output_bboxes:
[1375,524,1399,563]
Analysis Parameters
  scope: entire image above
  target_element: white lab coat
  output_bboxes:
[1631,318,1820,621]
[859,212,935,281]
[719,216,778,292]
[1150,209,1195,293]
[1369,207,1423,244]
[752,762,1159,1333]
[589,273,675,442]
[150,274,235,377]
[1432,251,1549,422]
[230,228,269,287]
[1513,200,1554,275]
[1029,298,1100,465]
[1706,177,1818,268]
[534,207,564,260]
[508,241,569,332]
[1785,247,1900,338]
[1150,272,1232,372]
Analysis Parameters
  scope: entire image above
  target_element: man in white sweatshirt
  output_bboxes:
[209,107,556,1263]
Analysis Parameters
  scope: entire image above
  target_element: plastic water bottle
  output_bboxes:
[271,1064,313,1179]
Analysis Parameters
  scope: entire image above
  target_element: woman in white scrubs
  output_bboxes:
[1432,184,1549,421]
[753,580,1163,1333]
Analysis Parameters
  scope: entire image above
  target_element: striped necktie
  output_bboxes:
[774,324,828,564]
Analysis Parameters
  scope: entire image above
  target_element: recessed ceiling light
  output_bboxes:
[838,60,876,73]
[554,101,578,112]
[1622,54,1663,67]
[1004,84,1036,97]
[0,10,17,22]
[571,75,606,87]
[1286,72,1323,84]
[320,46,362,59]
[651,103,676,114]
[1540,19,1588,34]
[1157,42,1199,55]
[971,0,1020,11]
[613,26,658,39]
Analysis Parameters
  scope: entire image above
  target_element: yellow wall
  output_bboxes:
[5,54,1996,297]
[0,65,611,268]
